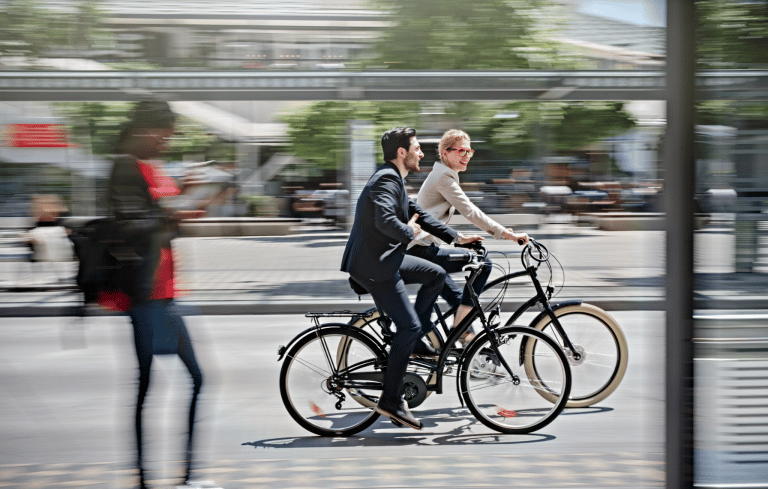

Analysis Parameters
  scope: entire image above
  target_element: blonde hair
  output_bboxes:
[438,129,470,161]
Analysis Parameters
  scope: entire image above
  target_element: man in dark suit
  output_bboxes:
[341,127,480,430]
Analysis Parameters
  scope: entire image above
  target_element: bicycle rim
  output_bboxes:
[460,326,571,434]
[527,304,628,407]
[280,327,384,436]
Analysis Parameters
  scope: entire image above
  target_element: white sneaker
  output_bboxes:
[177,481,222,489]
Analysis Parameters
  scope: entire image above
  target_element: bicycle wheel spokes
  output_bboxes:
[530,304,628,407]
[460,327,570,434]
[280,328,383,436]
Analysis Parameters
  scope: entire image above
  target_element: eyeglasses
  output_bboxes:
[447,147,474,157]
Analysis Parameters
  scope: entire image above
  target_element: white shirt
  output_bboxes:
[410,161,505,248]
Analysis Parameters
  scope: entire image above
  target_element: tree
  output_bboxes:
[281,101,421,170]
[696,1,768,130]
[367,0,579,70]
[281,1,636,171]
[0,0,112,59]
[0,0,51,57]
[697,0,768,69]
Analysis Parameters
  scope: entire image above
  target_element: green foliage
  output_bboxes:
[280,101,421,169]
[367,0,574,70]
[469,102,636,159]
[550,102,637,153]
[697,0,768,68]
[0,0,112,58]
[697,100,768,128]
[281,99,637,168]
[242,195,279,217]
[0,0,51,57]
[696,2,768,126]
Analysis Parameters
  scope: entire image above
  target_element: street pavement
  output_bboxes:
[0,312,666,489]
[1,220,766,317]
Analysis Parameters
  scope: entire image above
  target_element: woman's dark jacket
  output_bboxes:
[106,155,178,303]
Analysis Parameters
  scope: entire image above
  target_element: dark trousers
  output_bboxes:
[406,244,492,309]
[128,299,203,483]
[351,254,445,403]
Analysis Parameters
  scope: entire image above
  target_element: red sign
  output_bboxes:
[5,124,71,148]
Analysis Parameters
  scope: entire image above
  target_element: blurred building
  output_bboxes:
[2,0,669,219]
[0,102,111,225]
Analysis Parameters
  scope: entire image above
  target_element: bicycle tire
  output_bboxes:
[459,326,571,434]
[280,325,385,436]
[525,303,628,408]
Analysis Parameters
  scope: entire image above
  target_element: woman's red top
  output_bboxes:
[98,161,179,311]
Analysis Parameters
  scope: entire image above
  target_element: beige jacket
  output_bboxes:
[410,162,505,248]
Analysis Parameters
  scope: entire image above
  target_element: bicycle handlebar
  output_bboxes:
[521,237,550,268]
[453,236,550,269]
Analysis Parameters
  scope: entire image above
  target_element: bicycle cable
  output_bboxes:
[548,249,566,299]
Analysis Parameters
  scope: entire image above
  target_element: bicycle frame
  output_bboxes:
[278,241,581,408]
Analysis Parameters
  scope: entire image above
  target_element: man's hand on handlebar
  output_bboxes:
[501,228,529,246]
[456,233,484,246]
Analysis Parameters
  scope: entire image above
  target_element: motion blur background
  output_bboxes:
[1,0,767,487]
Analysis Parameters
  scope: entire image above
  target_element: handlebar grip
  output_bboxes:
[517,238,526,245]
[446,252,470,262]
[454,240,484,251]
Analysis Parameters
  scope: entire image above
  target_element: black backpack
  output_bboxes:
[68,217,132,304]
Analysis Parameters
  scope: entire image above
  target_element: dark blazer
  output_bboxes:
[341,162,457,282]
[106,155,175,301]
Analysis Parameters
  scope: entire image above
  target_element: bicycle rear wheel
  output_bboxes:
[280,326,385,436]
[459,326,571,434]
[525,303,628,408]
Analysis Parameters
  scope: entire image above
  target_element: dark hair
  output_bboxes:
[115,100,176,153]
[127,100,176,130]
[381,127,416,162]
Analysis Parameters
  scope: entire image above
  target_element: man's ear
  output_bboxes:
[396,146,407,159]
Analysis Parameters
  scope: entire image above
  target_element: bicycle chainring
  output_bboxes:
[403,373,428,409]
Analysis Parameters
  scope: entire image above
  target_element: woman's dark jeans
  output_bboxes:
[128,299,203,483]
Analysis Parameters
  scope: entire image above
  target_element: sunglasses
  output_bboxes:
[447,147,474,157]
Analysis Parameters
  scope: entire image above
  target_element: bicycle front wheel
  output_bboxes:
[459,326,571,434]
[280,326,385,436]
[525,303,628,408]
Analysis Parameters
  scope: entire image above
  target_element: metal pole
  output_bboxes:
[665,1,696,488]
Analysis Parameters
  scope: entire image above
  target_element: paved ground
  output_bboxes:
[0,452,665,488]
[0,312,666,489]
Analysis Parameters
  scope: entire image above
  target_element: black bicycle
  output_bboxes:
[278,242,572,436]
[345,238,628,409]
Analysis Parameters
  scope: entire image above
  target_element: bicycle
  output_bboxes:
[278,244,572,436]
[346,238,628,409]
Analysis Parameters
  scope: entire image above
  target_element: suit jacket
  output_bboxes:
[340,162,457,282]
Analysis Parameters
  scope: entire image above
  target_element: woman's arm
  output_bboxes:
[438,174,506,239]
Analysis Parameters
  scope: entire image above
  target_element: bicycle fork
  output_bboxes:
[453,271,522,407]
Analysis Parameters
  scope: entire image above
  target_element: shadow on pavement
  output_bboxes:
[243,407,558,449]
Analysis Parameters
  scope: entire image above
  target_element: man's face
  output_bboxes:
[403,136,424,173]
[442,137,473,173]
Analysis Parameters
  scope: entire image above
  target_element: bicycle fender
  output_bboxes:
[518,300,583,366]
[277,323,382,362]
